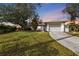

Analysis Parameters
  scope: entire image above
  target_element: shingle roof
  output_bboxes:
[42,19,67,23]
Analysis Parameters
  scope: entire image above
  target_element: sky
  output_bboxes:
[0,3,70,22]
[38,3,70,22]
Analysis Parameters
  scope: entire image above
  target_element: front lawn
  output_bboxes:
[67,32,79,37]
[0,32,76,56]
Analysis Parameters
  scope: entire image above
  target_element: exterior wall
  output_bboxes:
[46,24,50,32]
[46,22,69,32]
[61,23,65,32]
[37,25,44,32]
[64,25,69,32]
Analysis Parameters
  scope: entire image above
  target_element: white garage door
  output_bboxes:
[49,23,61,32]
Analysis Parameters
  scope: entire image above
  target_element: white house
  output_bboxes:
[43,19,69,32]
[43,18,79,32]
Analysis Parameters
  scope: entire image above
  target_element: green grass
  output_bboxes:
[67,32,79,37]
[0,31,77,56]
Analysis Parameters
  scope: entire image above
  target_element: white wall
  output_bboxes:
[37,25,45,32]
[61,23,65,32]
[46,22,63,32]
[64,25,69,32]
[46,22,69,32]
[46,24,50,31]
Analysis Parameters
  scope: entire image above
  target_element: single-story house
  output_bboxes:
[42,19,79,32]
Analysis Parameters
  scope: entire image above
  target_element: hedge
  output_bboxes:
[0,25,16,34]
[69,23,79,32]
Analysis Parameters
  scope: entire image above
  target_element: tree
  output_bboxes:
[63,4,79,21]
[14,3,40,30]
[0,4,17,22]
[63,4,79,31]
[0,3,40,30]
[31,15,38,31]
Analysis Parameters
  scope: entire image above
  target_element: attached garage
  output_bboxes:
[49,22,61,32]
[45,21,66,32]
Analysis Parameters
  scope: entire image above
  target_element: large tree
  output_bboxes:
[63,4,79,21]
[63,4,79,31]
[0,4,20,23]
[0,3,40,30]
[14,3,40,29]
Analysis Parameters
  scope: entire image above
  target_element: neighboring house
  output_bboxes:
[0,22,22,31]
[37,23,45,32]
[37,20,46,32]
[0,22,16,26]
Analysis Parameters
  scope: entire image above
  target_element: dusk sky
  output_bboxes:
[38,3,70,21]
[0,3,70,21]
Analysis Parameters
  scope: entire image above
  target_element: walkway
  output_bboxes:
[49,32,79,55]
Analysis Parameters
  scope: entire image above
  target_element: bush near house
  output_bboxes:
[69,23,79,32]
[0,25,16,34]
[23,27,32,31]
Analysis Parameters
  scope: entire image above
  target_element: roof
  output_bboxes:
[65,20,79,25]
[42,18,79,23]
[0,22,22,28]
[38,20,45,25]
[0,22,16,26]
[42,19,67,23]
[64,18,79,25]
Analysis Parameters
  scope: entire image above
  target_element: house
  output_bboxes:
[42,19,70,32]
[0,22,22,31]
[42,19,79,32]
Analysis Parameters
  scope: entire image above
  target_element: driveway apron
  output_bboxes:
[49,32,79,55]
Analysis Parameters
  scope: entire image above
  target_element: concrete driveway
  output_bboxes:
[49,32,79,55]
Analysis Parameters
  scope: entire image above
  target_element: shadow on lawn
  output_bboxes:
[0,39,59,56]
[56,35,73,41]
[0,35,76,56]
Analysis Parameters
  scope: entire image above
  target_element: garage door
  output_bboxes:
[49,23,61,32]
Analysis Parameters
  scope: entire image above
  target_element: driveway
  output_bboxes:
[49,32,79,55]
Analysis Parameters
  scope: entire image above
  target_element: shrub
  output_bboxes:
[69,23,79,32]
[0,25,16,34]
[23,26,32,31]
